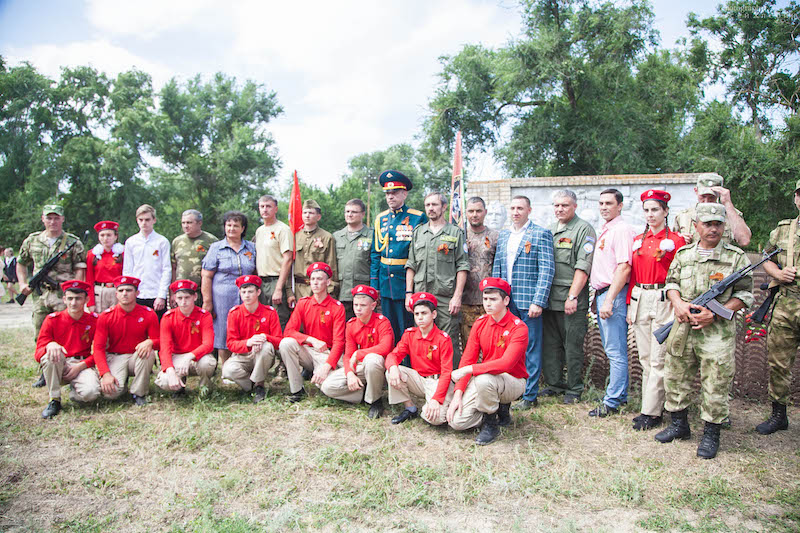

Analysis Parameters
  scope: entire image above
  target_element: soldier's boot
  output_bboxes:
[654,409,691,443]
[32,373,46,388]
[697,422,721,459]
[475,413,501,445]
[755,401,789,435]
[497,403,512,427]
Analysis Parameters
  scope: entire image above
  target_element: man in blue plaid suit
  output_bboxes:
[492,195,555,408]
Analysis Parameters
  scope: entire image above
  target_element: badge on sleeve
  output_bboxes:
[584,242,594,254]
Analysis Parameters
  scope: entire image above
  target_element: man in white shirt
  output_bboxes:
[123,204,171,320]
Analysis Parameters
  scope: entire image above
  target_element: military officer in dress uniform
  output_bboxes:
[293,199,338,299]
[370,170,427,343]
[655,203,753,459]
[757,179,800,435]
[333,199,374,319]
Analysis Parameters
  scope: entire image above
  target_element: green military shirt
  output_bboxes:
[766,217,800,293]
[406,222,470,298]
[171,231,218,284]
[333,225,373,301]
[548,215,596,311]
[18,231,87,284]
[673,205,742,246]
[295,225,338,293]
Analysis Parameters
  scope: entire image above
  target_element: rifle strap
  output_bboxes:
[58,233,68,254]
[787,216,799,269]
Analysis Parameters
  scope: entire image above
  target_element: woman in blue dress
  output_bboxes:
[201,211,257,366]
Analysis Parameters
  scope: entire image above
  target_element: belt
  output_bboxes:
[635,283,665,290]
[95,282,114,288]
[260,275,279,281]
[294,277,308,285]
[381,257,407,266]
[595,286,610,297]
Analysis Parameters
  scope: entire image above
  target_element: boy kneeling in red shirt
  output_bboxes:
[385,292,454,425]
[447,277,528,445]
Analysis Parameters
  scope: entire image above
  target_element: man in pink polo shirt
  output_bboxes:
[588,189,636,418]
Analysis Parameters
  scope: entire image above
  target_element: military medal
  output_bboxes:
[314,237,324,248]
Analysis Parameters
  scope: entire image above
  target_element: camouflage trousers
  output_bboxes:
[664,321,734,424]
[460,304,484,351]
[766,291,800,405]
[32,288,65,339]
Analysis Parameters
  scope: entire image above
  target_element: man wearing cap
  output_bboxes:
[588,189,636,418]
[385,292,454,426]
[293,199,338,300]
[171,209,217,309]
[333,199,374,320]
[406,192,470,365]
[254,194,295,327]
[757,179,800,436]
[155,280,216,396]
[86,220,124,313]
[280,262,346,402]
[319,284,394,417]
[655,203,752,459]
[541,189,595,404]
[447,277,529,445]
[673,174,751,247]
[123,204,171,319]
[461,197,499,351]
[17,204,87,337]
[371,170,427,342]
[93,276,160,406]
[35,280,100,418]
[222,275,282,403]
[492,195,555,410]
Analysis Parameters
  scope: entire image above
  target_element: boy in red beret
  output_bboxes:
[36,280,100,418]
[223,275,282,403]
[154,280,216,396]
[280,262,346,402]
[319,284,394,418]
[447,277,529,445]
[93,276,160,406]
[385,292,454,425]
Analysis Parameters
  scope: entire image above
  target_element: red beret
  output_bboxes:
[60,279,91,294]
[351,284,379,300]
[113,275,140,288]
[170,279,198,293]
[641,189,671,204]
[235,275,262,288]
[94,220,119,232]
[306,262,333,278]
[480,277,511,296]
[410,292,438,308]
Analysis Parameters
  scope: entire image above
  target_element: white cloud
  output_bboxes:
[85,0,219,39]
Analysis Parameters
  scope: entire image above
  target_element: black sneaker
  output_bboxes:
[588,403,618,417]
[252,385,267,404]
[41,399,62,419]
[32,374,46,388]
[367,399,384,419]
[475,413,501,445]
[287,388,307,403]
[391,408,419,424]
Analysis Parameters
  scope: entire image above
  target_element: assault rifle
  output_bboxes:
[653,248,782,344]
[16,239,79,306]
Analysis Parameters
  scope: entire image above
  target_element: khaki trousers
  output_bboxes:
[221,344,274,391]
[386,366,454,425]
[279,337,341,394]
[93,285,117,313]
[41,355,101,402]
[102,352,156,399]
[320,353,386,404]
[155,352,217,390]
[448,373,525,431]
[628,286,672,416]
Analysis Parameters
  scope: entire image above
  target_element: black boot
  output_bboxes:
[697,422,721,459]
[32,373,46,388]
[475,413,501,445]
[497,403,512,427]
[654,409,691,443]
[41,399,61,419]
[367,398,384,419]
[252,385,267,404]
[756,401,789,435]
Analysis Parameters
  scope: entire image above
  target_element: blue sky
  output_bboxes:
[0,1,777,189]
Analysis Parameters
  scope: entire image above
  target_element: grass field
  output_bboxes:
[0,327,798,532]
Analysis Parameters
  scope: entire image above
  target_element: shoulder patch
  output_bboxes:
[405,327,415,331]
[200,308,208,314]
[145,307,153,312]
[514,319,521,325]
[165,309,174,316]
[441,331,449,337]
[377,314,386,320]
[267,305,275,311]
[48,312,57,318]
[407,208,423,216]
[347,317,357,323]
[91,312,98,318]
[104,308,113,313]
[335,300,342,306]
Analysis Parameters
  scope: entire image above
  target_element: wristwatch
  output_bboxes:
[568,294,578,301]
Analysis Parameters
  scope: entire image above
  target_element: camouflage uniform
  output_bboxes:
[294,226,338,299]
[18,231,87,336]
[663,240,753,424]
[764,217,800,405]
[172,231,217,307]
[461,226,498,344]
[673,205,741,246]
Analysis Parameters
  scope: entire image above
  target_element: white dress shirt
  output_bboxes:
[123,230,171,299]
[506,220,530,276]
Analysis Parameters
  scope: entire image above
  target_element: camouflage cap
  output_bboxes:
[695,202,726,223]
[42,204,64,216]
[696,174,723,197]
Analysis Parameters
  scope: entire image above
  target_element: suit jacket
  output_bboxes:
[492,221,555,310]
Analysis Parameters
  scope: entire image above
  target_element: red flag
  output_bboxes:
[288,170,304,259]
[449,131,466,231]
